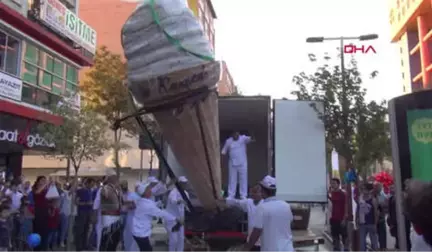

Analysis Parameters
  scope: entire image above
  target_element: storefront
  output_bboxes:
[0,0,94,178]
[0,111,56,178]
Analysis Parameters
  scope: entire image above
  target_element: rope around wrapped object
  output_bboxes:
[149,0,214,61]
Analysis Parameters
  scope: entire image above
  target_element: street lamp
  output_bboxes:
[306,33,378,250]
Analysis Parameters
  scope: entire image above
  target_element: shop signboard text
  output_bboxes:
[40,0,97,54]
[0,129,55,148]
[0,71,22,101]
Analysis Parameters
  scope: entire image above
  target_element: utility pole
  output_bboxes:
[306,33,378,250]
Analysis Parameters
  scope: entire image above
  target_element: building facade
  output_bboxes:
[0,0,95,177]
[389,0,432,92]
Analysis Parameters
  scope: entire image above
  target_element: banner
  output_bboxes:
[0,71,22,101]
[39,0,97,54]
[407,109,432,180]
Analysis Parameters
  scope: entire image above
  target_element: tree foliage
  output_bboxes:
[81,46,137,174]
[37,105,109,172]
[291,52,390,174]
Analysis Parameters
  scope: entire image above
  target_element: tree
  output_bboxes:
[37,104,109,250]
[354,100,391,176]
[291,52,390,176]
[81,46,137,176]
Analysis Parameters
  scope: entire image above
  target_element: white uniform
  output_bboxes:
[165,187,189,251]
[221,135,252,199]
[147,176,168,204]
[123,192,140,251]
[253,197,294,251]
[226,198,263,246]
[132,198,176,238]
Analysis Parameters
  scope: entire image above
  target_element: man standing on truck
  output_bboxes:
[221,131,253,200]
[244,175,294,251]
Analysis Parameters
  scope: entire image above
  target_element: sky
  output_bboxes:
[212,0,402,102]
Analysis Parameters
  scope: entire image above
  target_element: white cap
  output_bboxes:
[105,168,116,177]
[260,175,276,190]
[178,176,188,182]
[147,176,158,183]
[136,182,150,196]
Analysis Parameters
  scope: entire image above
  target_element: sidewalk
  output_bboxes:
[151,221,169,251]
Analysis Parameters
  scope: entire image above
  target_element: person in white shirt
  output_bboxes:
[165,176,189,251]
[221,131,253,200]
[59,184,72,247]
[122,182,140,251]
[225,184,263,251]
[8,183,23,212]
[244,175,294,251]
[147,176,168,204]
[133,182,182,251]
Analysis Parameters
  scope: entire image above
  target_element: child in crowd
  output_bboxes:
[0,205,11,251]
[47,199,60,250]
[19,196,34,248]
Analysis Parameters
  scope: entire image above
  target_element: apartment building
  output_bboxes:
[0,0,95,177]
[389,0,432,92]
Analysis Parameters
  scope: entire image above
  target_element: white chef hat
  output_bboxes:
[136,182,150,196]
[178,176,188,182]
[260,175,276,190]
[147,176,159,183]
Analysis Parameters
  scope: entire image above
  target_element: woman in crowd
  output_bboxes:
[32,176,50,251]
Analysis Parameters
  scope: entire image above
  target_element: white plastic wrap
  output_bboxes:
[122,0,214,88]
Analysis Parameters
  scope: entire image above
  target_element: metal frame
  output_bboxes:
[113,93,202,212]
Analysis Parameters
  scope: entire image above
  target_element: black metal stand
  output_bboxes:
[113,95,196,213]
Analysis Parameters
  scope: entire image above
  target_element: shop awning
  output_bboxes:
[0,99,63,125]
[0,2,93,67]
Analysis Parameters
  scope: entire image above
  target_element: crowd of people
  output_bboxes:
[328,177,432,251]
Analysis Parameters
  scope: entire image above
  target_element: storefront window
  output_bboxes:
[21,84,37,105]
[21,42,79,108]
[0,29,21,76]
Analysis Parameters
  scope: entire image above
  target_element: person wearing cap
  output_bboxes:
[165,176,190,251]
[244,175,294,251]
[146,176,168,203]
[133,182,182,251]
[221,131,254,200]
[223,184,263,251]
[99,169,123,251]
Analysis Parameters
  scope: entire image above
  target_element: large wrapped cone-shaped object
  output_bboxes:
[122,0,214,85]
[154,92,221,209]
[129,62,222,210]
[122,0,221,210]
